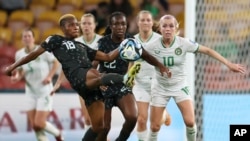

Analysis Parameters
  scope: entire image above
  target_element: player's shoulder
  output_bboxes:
[44,34,65,44]
[96,34,103,39]
[15,48,25,56]
[175,36,198,46]
[98,34,111,43]
[75,36,83,42]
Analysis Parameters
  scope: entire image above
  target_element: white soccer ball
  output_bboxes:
[119,38,143,61]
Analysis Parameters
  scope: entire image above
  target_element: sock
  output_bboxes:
[137,130,148,141]
[147,130,158,141]
[100,73,123,85]
[186,125,197,141]
[82,128,98,141]
[35,130,49,141]
[44,121,60,137]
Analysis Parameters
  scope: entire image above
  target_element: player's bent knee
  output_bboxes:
[137,115,148,125]
[150,123,161,132]
[185,120,196,128]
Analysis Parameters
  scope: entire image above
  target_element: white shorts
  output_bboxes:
[151,85,192,107]
[24,95,53,111]
[133,83,151,102]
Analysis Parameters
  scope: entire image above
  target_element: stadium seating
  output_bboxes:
[35,10,62,34]
[8,10,34,38]
[70,10,84,21]
[0,28,12,45]
[30,0,56,9]
[0,10,7,27]
[41,27,63,41]
[57,0,84,14]
[30,4,52,19]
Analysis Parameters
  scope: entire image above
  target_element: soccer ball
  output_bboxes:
[119,38,143,61]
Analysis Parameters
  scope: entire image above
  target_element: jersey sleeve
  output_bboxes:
[41,35,63,52]
[15,50,23,69]
[183,38,199,53]
[86,44,97,61]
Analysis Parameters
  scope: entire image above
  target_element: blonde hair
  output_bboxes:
[159,14,180,35]
[81,13,96,22]
[58,14,76,26]
[136,10,153,21]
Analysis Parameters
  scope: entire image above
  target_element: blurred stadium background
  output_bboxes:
[1,0,250,141]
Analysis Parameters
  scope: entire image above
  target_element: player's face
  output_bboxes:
[80,16,96,35]
[22,31,35,47]
[159,18,176,40]
[64,18,80,38]
[137,13,153,33]
[110,15,127,38]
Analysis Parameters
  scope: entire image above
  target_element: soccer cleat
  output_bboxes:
[123,63,141,87]
[55,132,64,141]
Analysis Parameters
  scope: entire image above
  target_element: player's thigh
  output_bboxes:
[27,109,36,127]
[137,101,150,120]
[117,93,137,119]
[85,68,101,89]
[78,95,90,123]
[177,99,195,126]
[87,100,105,130]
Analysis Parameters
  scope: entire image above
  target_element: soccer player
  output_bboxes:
[132,10,171,141]
[75,13,103,132]
[95,11,139,141]
[145,14,246,141]
[11,28,62,141]
[4,14,171,141]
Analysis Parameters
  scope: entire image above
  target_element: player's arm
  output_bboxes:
[94,48,119,62]
[141,48,171,77]
[51,71,67,95]
[10,68,25,83]
[43,58,60,84]
[4,46,46,76]
[198,45,246,73]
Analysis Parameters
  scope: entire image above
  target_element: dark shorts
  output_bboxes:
[102,84,132,109]
[68,68,104,106]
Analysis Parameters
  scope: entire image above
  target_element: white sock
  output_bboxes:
[186,125,197,141]
[44,121,60,137]
[137,129,148,141]
[35,130,49,141]
[147,130,158,141]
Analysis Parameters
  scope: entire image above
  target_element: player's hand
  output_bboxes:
[100,85,108,91]
[160,66,172,78]
[228,63,246,74]
[50,84,60,96]
[10,70,20,83]
[4,65,15,76]
[43,77,52,85]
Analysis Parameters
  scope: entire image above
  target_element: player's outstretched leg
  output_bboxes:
[123,63,141,87]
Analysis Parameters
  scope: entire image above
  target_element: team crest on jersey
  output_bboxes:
[175,48,182,55]
[154,50,160,54]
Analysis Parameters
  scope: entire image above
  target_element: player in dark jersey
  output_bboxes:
[4,14,171,141]
[95,12,139,141]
